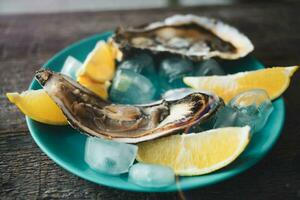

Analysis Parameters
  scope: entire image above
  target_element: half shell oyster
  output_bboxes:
[35,69,223,143]
[112,14,254,60]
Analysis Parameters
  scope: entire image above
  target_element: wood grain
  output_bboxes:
[1,3,300,200]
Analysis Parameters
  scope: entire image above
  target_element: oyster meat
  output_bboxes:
[35,69,223,143]
[112,14,254,60]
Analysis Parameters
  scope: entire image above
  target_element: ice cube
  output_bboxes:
[194,59,225,76]
[213,106,239,129]
[109,69,156,104]
[84,137,138,175]
[159,56,193,91]
[214,89,273,133]
[60,56,82,80]
[118,53,159,97]
[228,89,274,133]
[129,163,175,188]
[162,88,196,101]
[118,53,155,76]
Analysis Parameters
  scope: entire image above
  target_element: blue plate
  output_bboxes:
[26,31,285,192]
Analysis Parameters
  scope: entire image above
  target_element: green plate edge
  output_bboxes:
[26,31,285,192]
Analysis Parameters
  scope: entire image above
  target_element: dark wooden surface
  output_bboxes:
[1,3,300,200]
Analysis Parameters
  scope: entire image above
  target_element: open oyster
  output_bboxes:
[112,14,254,60]
[35,69,223,143]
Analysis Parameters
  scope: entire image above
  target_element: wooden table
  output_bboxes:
[1,3,300,199]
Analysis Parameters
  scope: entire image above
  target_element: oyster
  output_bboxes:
[112,14,254,60]
[35,69,223,143]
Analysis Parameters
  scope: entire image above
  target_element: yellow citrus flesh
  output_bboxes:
[137,126,250,176]
[6,89,67,125]
[183,66,298,103]
[77,75,110,99]
[77,41,116,83]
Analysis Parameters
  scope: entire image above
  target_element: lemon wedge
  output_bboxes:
[137,126,250,176]
[184,66,298,103]
[6,89,67,125]
[77,76,110,99]
[77,41,117,83]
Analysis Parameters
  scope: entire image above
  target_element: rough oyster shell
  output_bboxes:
[35,69,223,143]
[112,14,254,60]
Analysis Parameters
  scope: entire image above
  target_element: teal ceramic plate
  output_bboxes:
[26,32,285,192]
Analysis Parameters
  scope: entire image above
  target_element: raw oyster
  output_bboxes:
[35,69,223,143]
[112,14,254,60]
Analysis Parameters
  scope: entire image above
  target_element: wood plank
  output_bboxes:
[1,3,300,199]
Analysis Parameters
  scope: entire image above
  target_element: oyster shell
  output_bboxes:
[112,14,254,60]
[35,69,223,143]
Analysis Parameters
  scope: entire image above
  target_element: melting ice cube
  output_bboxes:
[214,89,274,133]
[60,56,82,80]
[213,106,239,129]
[228,89,274,133]
[109,69,156,104]
[159,56,193,91]
[194,59,225,76]
[118,53,156,76]
[129,163,175,188]
[85,137,138,175]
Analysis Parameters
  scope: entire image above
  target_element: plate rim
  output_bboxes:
[26,32,286,192]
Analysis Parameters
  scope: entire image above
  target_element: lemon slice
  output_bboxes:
[137,126,250,176]
[77,41,116,82]
[6,89,67,125]
[184,66,298,103]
